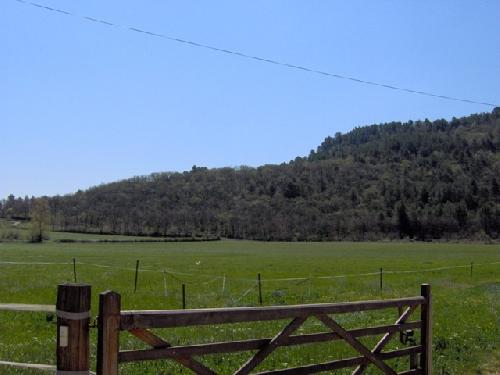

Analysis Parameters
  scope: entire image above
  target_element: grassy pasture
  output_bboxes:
[0,218,170,242]
[0,239,499,374]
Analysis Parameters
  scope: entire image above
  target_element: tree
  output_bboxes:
[397,202,412,238]
[30,198,50,243]
[4,109,498,242]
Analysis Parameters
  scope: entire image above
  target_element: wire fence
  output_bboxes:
[1,259,499,282]
[1,259,499,306]
[0,360,96,374]
[0,307,95,374]
[0,360,55,372]
[1,259,498,373]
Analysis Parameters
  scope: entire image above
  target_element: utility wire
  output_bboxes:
[13,0,499,108]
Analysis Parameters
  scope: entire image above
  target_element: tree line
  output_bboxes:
[2,108,500,241]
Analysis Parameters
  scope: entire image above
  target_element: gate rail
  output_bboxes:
[95,284,431,375]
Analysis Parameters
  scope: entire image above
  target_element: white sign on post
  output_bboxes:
[59,325,69,347]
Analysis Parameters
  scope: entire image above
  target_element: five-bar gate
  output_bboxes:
[92,284,431,374]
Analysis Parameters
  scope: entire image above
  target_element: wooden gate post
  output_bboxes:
[56,283,91,374]
[97,291,121,375]
[420,284,432,374]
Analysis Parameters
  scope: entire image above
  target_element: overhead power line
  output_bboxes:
[13,0,499,108]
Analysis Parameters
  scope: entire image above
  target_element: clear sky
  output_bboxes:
[2,0,499,198]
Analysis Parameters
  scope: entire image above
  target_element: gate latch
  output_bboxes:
[400,329,415,345]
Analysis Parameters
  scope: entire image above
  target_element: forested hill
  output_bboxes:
[3,109,500,241]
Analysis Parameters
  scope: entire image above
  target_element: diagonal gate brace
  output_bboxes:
[129,328,216,375]
[352,305,418,375]
[315,314,397,375]
[235,316,308,375]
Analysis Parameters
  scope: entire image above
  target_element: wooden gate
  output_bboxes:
[95,284,431,375]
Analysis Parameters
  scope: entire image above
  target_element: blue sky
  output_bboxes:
[2,0,499,198]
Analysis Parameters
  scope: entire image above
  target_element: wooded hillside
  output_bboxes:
[2,109,500,241]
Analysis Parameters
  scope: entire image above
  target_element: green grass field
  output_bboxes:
[0,236,499,374]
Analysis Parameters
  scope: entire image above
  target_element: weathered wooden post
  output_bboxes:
[97,291,121,375]
[56,283,91,374]
[421,284,432,374]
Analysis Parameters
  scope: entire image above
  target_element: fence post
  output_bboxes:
[134,260,140,293]
[379,268,383,291]
[258,273,263,305]
[56,283,91,374]
[221,274,226,298]
[420,284,432,375]
[163,269,168,298]
[182,284,186,309]
[97,291,121,375]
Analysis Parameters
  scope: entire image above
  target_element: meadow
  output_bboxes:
[0,233,499,374]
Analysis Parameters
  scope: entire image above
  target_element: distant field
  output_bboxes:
[48,230,166,241]
[0,219,206,242]
[0,238,499,374]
